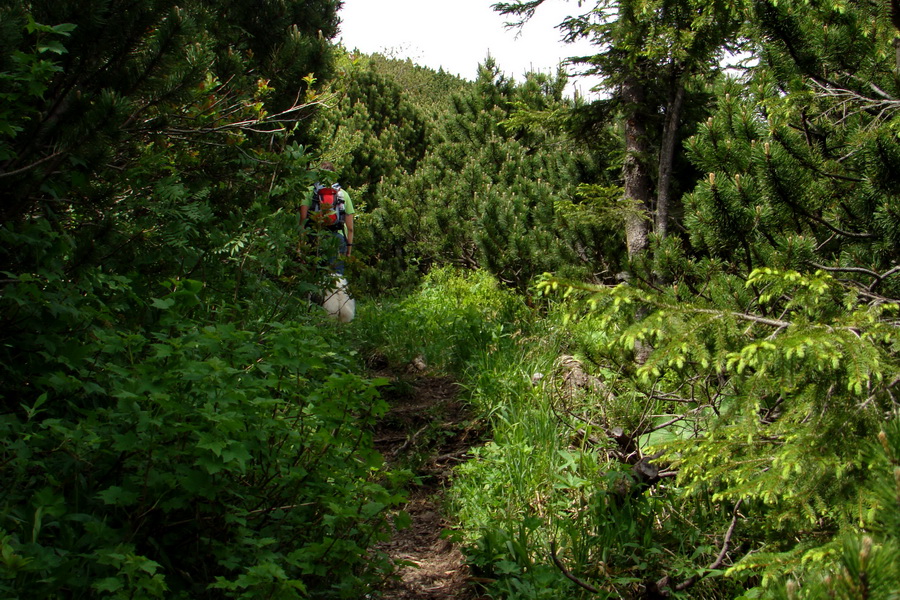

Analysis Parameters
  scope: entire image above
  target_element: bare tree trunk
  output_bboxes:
[622,75,654,259]
[620,76,654,363]
[656,71,686,241]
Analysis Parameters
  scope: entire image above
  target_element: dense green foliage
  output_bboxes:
[1,232,399,597]
[312,51,624,294]
[3,0,899,598]
[0,2,406,598]
[429,0,900,598]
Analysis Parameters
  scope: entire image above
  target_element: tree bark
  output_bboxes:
[656,70,687,241]
[621,75,654,259]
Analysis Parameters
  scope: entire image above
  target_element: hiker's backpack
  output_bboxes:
[309,183,346,230]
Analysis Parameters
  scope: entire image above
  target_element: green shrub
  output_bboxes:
[0,225,401,599]
[350,266,532,374]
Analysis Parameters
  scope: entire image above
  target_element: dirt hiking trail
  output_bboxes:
[371,367,488,600]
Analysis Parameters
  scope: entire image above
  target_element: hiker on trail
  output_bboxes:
[299,161,355,275]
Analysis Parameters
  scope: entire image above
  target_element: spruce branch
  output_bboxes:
[492,0,546,25]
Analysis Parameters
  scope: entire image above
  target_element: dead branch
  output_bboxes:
[0,151,65,179]
[433,449,471,463]
[809,262,900,292]
[549,540,601,594]
[549,499,742,598]
[389,423,429,457]
[665,499,743,594]
[684,307,791,328]
[810,78,900,128]
[643,404,713,435]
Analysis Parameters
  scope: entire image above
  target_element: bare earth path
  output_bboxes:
[372,370,487,600]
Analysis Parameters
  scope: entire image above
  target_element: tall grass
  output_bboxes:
[349,268,740,599]
[348,266,532,375]
[349,268,605,596]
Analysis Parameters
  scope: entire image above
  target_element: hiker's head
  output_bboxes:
[317,161,336,184]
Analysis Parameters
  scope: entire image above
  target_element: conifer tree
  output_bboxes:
[495,0,744,261]
[309,52,432,210]
[529,0,900,595]
[367,53,469,120]
[665,2,900,588]
[0,0,338,226]
[363,60,614,292]
[685,0,900,294]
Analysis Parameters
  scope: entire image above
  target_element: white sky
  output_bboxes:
[337,0,603,97]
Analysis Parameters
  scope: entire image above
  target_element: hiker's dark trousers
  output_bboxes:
[330,232,348,275]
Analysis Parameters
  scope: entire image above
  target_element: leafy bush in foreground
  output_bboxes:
[0,223,401,599]
[0,4,407,595]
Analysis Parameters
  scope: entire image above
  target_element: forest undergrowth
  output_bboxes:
[347,267,526,600]
[351,265,900,600]
[4,2,900,598]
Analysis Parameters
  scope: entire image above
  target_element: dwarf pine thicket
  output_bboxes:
[2,0,899,599]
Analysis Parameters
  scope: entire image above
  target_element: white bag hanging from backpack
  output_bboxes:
[322,276,355,323]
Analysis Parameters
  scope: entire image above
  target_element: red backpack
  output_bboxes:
[310,184,346,230]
